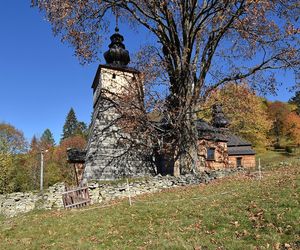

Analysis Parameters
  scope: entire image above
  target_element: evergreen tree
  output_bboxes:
[289,91,300,115]
[75,121,89,140]
[29,135,40,152]
[61,108,79,141]
[41,129,55,147]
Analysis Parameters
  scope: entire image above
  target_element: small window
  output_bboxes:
[112,73,116,79]
[236,157,242,167]
[207,148,215,160]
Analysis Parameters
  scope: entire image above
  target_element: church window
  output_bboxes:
[207,148,215,160]
[236,157,242,167]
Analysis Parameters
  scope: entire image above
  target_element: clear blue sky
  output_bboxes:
[0,1,296,144]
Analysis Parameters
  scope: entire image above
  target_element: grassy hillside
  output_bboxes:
[0,159,299,249]
[256,149,300,166]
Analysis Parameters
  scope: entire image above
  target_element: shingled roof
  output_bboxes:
[67,148,87,163]
[195,119,228,142]
[228,146,255,156]
[195,120,256,155]
[147,112,255,156]
[227,135,255,155]
[227,134,252,147]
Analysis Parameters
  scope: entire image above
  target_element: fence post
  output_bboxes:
[40,151,44,192]
[258,158,262,180]
[126,178,132,206]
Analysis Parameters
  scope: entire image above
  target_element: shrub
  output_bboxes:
[285,146,293,154]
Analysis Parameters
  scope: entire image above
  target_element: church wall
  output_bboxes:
[93,67,136,107]
[101,68,135,92]
[84,66,152,181]
[197,140,229,170]
[228,155,256,168]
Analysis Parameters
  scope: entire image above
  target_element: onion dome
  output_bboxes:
[212,104,230,128]
[104,27,130,66]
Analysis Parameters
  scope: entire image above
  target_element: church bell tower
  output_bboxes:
[83,27,149,181]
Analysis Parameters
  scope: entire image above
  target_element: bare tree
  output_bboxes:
[32,0,300,173]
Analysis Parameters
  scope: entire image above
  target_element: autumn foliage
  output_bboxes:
[205,83,272,147]
[283,112,300,146]
[0,109,87,193]
[31,0,300,172]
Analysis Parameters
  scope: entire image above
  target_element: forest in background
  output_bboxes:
[0,108,88,194]
[203,85,300,150]
[1,89,300,194]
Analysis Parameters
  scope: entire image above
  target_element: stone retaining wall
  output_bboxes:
[0,168,243,217]
[0,183,65,217]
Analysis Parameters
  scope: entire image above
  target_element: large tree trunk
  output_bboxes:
[165,73,203,175]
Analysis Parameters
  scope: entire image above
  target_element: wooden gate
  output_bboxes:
[62,186,91,209]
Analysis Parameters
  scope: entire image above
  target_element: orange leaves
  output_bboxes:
[283,112,300,144]
[204,82,272,147]
[268,101,300,145]
[53,135,86,162]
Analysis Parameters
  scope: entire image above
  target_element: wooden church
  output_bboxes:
[67,27,256,183]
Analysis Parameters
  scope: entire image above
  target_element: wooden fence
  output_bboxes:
[62,186,91,209]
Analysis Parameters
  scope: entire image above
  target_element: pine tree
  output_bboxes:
[41,129,55,147]
[61,108,79,141]
[29,135,40,152]
[74,121,89,140]
[289,91,300,115]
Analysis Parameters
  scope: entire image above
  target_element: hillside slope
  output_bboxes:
[0,162,299,249]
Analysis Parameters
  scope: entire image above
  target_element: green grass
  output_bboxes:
[256,149,300,168]
[0,163,299,249]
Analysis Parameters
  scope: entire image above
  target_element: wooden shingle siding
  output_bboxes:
[228,155,256,168]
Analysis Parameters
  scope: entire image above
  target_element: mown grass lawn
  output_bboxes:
[0,162,299,249]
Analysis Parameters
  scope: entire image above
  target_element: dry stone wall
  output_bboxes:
[0,183,65,217]
[0,168,244,217]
